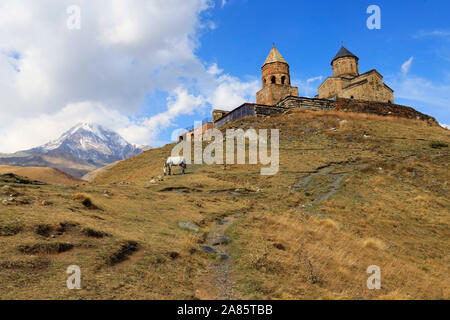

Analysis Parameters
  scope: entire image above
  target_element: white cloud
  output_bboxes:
[0,0,256,153]
[386,61,450,122]
[0,0,212,116]
[207,63,223,76]
[221,0,228,8]
[306,76,324,83]
[143,88,206,134]
[209,74,258,110]
[292,75,324,98]
[391,74,450,108]
[401,56,414,74]
[415,30,450,40]
[0,102,133,152]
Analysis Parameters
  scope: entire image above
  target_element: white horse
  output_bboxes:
[164,156,187,176]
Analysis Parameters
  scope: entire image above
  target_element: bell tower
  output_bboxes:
[256,45,299,105]
[331,45,359,77]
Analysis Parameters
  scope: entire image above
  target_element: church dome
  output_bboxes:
[331,46,359,65]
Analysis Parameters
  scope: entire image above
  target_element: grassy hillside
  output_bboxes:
[81,162,119,181]
[0,110,448,299]
[0,165,82,185]
[0,153,97,179]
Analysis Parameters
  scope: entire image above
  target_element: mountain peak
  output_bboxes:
[0,123,147,178]
[36,123,142,165]
[68,122,109,139]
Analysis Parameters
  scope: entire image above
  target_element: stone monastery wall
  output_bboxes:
[275,96,438,125]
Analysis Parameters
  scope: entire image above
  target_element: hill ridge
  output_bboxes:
[1,110,448,299]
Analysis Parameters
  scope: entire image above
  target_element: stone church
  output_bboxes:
[317,46,394,103]
[256,44,394,105]
[256,45,299,105]
[204,44,435,132]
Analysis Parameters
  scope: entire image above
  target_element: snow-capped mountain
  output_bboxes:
[31,123,146,165]
[0,123,150,178]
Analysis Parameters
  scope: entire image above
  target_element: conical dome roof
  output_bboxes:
[263,45,288,66]
[331,46,359,65]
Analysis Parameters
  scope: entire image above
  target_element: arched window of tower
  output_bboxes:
[281,76,286,85]
[271,76,276,84]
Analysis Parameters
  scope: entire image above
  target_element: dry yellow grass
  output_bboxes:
[319,218,339,230]
[0,110,449,299]
[362,238,386,250]
[0,165,82,185]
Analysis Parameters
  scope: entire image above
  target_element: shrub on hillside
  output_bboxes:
[73,193,101,210]
[429,141,448,149]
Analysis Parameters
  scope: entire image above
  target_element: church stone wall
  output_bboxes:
[332,56,359,77]
[334,98,437,124]
[254,105,287,116]
[318,77,347,99]
[262,63,291,86]
[341,73,394,103]
[318,71,394,103]
[256,84,299,106]
[276,96,437,125]
[256,46,299,106]
[278,96,335,110]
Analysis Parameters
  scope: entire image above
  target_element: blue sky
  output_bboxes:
[0,0,449,152]
[212,1,449,110]
[156,0,450,144]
